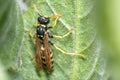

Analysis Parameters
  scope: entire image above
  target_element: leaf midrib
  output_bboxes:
[71,0,80,80]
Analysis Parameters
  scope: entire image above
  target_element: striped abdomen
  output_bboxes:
[41,51,54,72]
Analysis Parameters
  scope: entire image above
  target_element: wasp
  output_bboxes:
[29,5,86,72]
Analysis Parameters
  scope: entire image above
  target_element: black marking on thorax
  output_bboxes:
[36,25,47,39]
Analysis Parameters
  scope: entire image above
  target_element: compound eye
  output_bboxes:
[44,18,50,24]
[38,17,43,23]
[38,17,50,24]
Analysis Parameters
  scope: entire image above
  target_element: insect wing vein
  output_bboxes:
[43,33,53,72]
[35,34,42,70]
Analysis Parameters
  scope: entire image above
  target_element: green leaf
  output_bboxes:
[0,63,9,80]
[0,0,106,80]
[0,0,24,80]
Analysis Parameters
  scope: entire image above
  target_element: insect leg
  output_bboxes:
[48,28,72,39]
[48,14,61,28]
[34,22,40,27]
[52,28,72,38]
[49,14,61,19]
[49,41,86,59]
[29,30,36,43]
[28,30,36,57]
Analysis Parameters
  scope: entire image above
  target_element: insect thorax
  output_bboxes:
[36,25,47,39]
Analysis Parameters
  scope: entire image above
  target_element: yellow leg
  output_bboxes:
[49,14,61,18]
[48,14,61,28]
[29,29,36,44]
[28,53,36,61]
[34,22,40,27]
[53,44,86,59]
[52,28,72,38]
[28,30,37,61]
[29,29,34,38]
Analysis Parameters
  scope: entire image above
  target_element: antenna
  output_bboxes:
[38,13,42,17]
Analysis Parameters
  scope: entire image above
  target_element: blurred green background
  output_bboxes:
[0,0,120,80]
